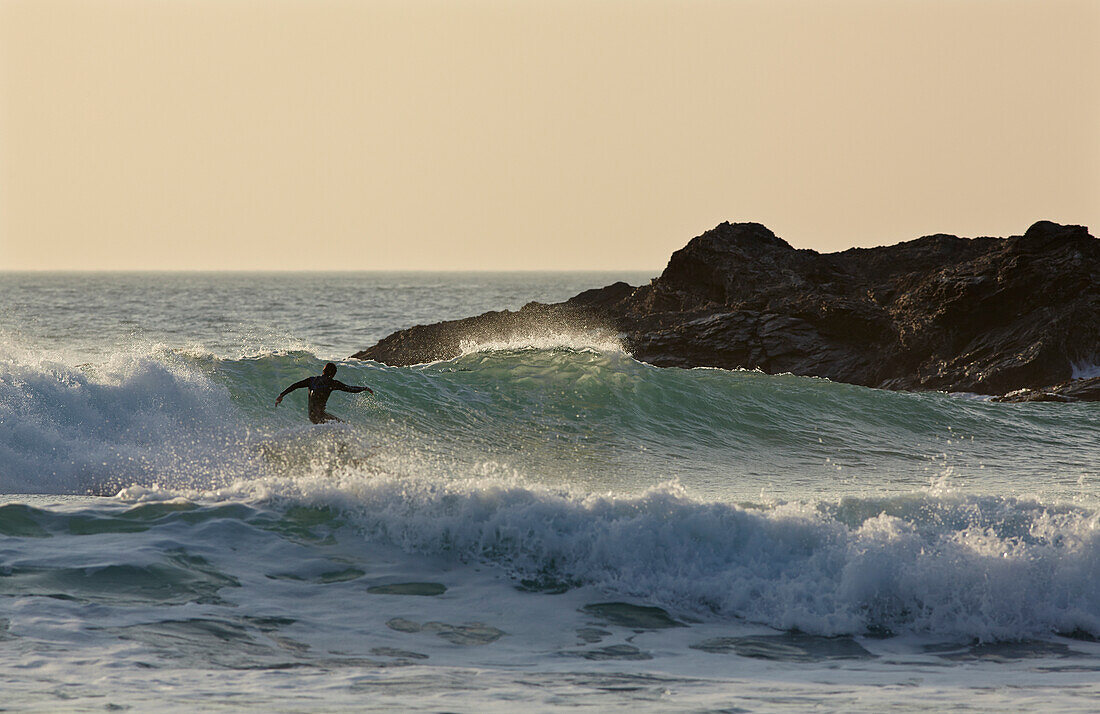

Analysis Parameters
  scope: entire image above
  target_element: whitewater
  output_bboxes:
[1,272,1098,712]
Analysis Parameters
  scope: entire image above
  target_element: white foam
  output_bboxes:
[13,489,1100,712]
[1070,359,1100,380]
[148,467,1100,643]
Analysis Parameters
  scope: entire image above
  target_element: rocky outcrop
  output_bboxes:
[991,376,1100,403]
[352,220,1100,399]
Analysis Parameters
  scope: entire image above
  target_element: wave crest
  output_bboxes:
[457,329,627,358]
[0,348,245,493]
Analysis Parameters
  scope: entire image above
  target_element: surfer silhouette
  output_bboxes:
[275,363,373,424]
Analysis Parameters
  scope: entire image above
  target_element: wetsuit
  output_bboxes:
[277,375,370,424]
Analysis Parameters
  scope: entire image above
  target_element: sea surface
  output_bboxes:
[1,272,1098,712]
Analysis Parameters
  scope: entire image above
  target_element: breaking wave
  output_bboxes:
[2,343,1099,640]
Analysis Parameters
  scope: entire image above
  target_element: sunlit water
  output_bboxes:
[1,272,1098,712]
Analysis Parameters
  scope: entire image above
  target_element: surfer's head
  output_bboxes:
[322,363,337,377]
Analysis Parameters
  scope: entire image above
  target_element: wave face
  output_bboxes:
[2,342,1100,641]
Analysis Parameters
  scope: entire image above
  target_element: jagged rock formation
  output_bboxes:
[352,221,1100,399]
[991,376,1100,403]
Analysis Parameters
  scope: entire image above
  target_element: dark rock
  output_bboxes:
[991,376,1100,403]
[352,221,1100,397]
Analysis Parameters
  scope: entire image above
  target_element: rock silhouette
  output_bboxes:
[352,221,1099,400]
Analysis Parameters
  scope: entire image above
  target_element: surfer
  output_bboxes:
[275,363,374,424]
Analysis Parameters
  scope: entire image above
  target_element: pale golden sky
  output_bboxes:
[1,0,1097,270]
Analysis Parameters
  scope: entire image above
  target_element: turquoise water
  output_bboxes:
[1,273,1098,711]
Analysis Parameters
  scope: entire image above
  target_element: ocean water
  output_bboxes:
[1,272,1098,712]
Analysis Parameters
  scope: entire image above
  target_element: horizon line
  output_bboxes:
[0,267,663,274]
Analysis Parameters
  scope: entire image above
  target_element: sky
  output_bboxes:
[1,0,1097,271]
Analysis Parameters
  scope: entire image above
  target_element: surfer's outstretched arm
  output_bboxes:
[335,381,374,395]
[274,378,311,406]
